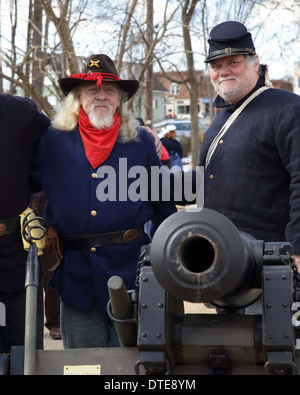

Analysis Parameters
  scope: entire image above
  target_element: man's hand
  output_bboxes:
[293,254,300,271]
[144,126,162,158]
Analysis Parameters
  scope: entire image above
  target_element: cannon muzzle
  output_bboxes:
[151,208,272,309]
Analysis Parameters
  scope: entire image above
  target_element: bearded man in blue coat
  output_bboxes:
[31,54,177,348]
[200,21,300,269]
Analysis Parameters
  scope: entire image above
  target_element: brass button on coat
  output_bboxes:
[92,173,98,179]
[209,174,214,180]
[91,210,97,217]
[0,223,7,237]
[90,247,96,253]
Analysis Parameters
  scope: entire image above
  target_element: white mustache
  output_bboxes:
[217,77,237,85]
[91,101,111,111]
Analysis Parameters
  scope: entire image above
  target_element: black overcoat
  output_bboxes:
[200,78,300,254]
[0,94,50,292]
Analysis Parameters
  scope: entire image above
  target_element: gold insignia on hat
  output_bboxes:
[88,59,103,69]
[225,48,232,54]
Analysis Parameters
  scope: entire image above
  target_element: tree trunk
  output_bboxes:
[9,0,18,95]
[39,0,80,75]
[182,0,201,169]
[116,0,139,74]
[144,0,153,127]
[32,0,44,96]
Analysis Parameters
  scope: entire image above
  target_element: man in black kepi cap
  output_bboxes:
[199,21,300,274]
[204,21,271,106]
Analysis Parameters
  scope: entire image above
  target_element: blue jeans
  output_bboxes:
[60,301,120,349]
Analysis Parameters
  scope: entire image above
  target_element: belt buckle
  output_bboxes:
[123,229,139,243]
[0,223,7,237]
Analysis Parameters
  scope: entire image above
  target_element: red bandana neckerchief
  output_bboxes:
[78,108,120,169]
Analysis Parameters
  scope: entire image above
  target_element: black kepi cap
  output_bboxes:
[205,21,256,63]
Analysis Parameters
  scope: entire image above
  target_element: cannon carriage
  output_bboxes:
[2,208,300,375]
[108,208,300,375]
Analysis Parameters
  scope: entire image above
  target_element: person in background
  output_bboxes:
[160,145,170,168]
[135,117,170,167]
[0,95,50,353]
[200,20,300,270]
[31,54,177,349]
[30,192,61,340]
[160,124,183,172]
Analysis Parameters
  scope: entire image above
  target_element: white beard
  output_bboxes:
[214,78,245,103]
[89,102,114,129]
[213,71,258,104]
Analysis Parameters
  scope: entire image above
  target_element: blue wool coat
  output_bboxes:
[200,77,300,253]
[31,126,176,312]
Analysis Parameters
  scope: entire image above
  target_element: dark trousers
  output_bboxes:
[41,246,60,331]
[0,283,44,354]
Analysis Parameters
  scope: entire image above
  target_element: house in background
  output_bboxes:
[25,56,295,123]
[154,70,213,121]
[153,69,294,124]
[272,79,293,91]
[116,61,167,124]
[293,63,300,96]
[133,75,167,124]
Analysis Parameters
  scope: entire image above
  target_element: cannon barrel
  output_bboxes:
[151,208,276,309]
[108,208,298,375]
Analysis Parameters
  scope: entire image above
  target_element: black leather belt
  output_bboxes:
[60,226,144,250]
[0,216,20,237]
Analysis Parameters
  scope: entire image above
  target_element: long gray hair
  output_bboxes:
[52,84,139,143]
[245,56,273,88]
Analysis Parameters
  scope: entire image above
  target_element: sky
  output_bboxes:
[248,2,300,80]
[150,0,300,81]
[0,0,299,82]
